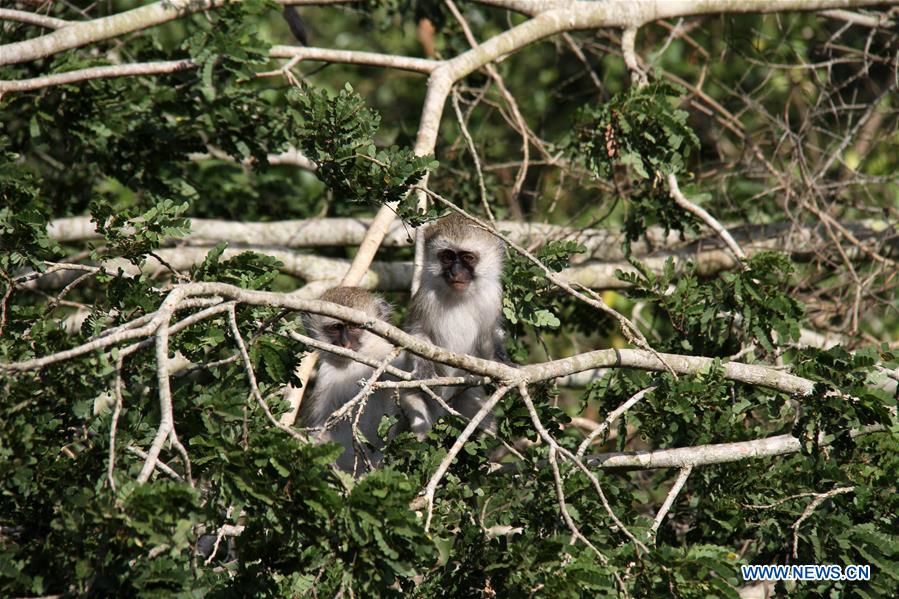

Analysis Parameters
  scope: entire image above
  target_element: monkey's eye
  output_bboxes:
[327,323,344,333]
[459,252,478,266]
[438,250,456,266]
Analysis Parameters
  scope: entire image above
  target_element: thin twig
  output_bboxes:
[227,306,307,443]
[421,385,510,531]
[203,522,244,566]
[126,445,182,481]
[667,173,747,265]
[414,383,526,460]
[0,60,197,93]
[445,0,532,206]
[451,88,495,224]
[286,330,412,380]
[576,385,658,457]
[106,355,125,491]
[791,486,855,558]
[518,384,650,555]
[0,8,69,29]
[649,465,692,540]
[321,348,401,430]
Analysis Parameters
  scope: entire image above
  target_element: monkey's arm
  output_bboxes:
[396,347,442,440]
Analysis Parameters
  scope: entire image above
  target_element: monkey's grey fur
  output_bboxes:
[402,214,508,437]
[300,287,397,476]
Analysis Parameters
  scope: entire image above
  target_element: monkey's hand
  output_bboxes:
[493,343,517,367]
[399,392,436,442]
[492,323,518,367]
[411,355,438,381]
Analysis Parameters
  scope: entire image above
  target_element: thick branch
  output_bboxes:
[1,0,223,66]
[525,348,815,395]
[46,217,895,263]
[4,282,829,401]
[0,0,351,66]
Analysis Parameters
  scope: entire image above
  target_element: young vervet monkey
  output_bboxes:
[402,214,509,437]
[301,287,397,476]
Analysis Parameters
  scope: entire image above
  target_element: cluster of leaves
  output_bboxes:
[503,240,583,329]
[595,366,740,448]
[620,251,804,357]
[791,345,897,457]
[289,84,437,212]
[382,389,632,597]
[566,81,701,245]
[568,81,698,180]
[0,2,316,228]
[0,150,60,272]
[180,0,276,93]
[500,239,607,362]
[681,434,899,598]
[89,199,190,265]
[0,238,438,596]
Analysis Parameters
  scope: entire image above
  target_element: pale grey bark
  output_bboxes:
[34,217,896,293]
[493,425,885,472]
[0,0,351,66]
[583,426,883,470]
[269,45,439,74]
[0,8,69,29]
[48,216,892,263]
[0,60,197,93]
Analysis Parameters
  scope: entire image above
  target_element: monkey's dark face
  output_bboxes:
[437,249,479,290]
[323,321,364,351]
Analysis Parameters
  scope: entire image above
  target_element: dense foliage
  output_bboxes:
[1,2,897,597]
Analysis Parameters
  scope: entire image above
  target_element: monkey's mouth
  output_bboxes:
[447,279,470,290]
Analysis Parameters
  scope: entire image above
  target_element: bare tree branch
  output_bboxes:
[576,386,658,457]
[667,173,748,264]
[0,281,838,400]
[649,466,692,540]
[583,427,884,470]
[269,45,439,73]
[0,8,69,29]
[0,60,196,93]
[791,486,855,558]
[421,385,510,531]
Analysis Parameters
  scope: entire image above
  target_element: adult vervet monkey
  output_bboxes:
[301,287,397,476]
[402,214,509,437]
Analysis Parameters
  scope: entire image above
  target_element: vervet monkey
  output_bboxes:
[301,287,397,476]
[402,214,509,437]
